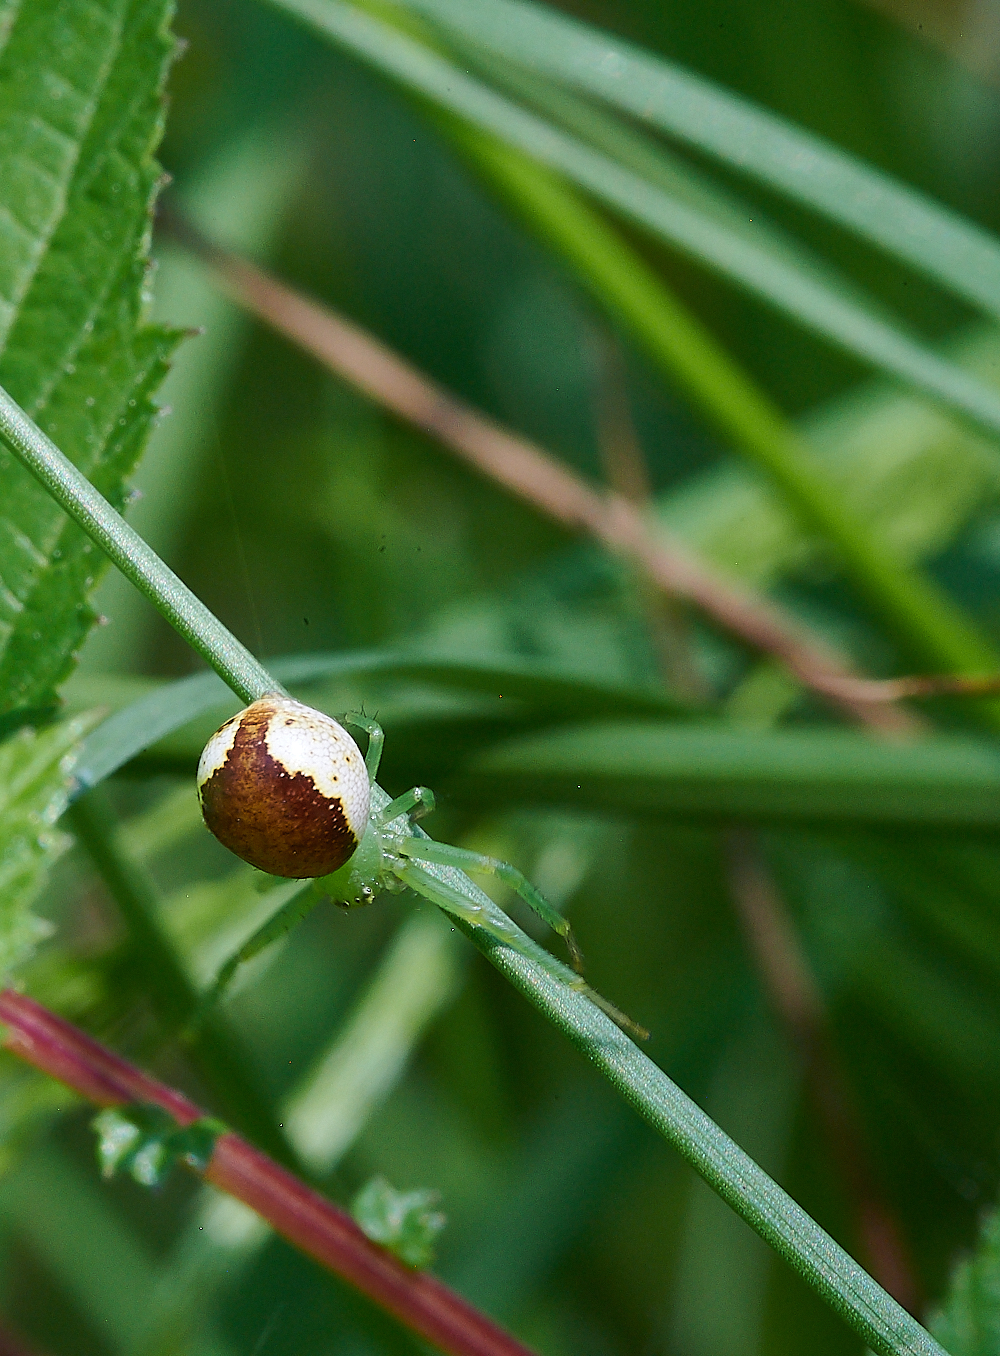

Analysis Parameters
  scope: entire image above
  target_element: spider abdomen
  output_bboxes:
[197,695,371,877]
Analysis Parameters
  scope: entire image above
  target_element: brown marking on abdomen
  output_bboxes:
[199,702,359,877]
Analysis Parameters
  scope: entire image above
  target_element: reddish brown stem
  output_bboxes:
[0,990,535,1356]
[0,1323,44,1356]
[589,327,707,701]
[804,670,1000,702]
[160,209,917,737]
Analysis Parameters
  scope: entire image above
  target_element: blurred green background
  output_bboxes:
[5,0,1000,1354]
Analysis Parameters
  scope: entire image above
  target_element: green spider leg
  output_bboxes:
[341,712,385,782]
[187,880,319,1032]
[379,785,436,825]
[394,838,584,973]
[191,708,644,1040]
[392,859,647,1041]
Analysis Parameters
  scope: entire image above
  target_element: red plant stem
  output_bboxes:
[0,1323,44,1356]
[0,990,535,1356]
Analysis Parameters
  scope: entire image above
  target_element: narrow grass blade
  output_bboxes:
[401,0,1000,323]
[0,906,949,1356]
[455,137,1000,680]
[0,306,949,1354]
[0,384,281,708]
[457,722,1000,830]
[254,0,1000,446]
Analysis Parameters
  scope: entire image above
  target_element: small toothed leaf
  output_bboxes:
[351,1174,446,1269]
[93,1104,225,1187]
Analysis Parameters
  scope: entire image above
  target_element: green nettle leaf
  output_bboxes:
[0,716,90,974]
[931,1209,1000,1356]
[0,0,180,716]
[92,1104,225,1186]
[351,1175,447,1268]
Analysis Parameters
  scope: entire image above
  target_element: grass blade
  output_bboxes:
[0,940,947,1356]
[454,137,1000,678]
[243,0,1000,688]
[401,0,1000,322]
[253,0,1000,447]
[70,649,687,793]
[0,385,279,708]
[457,721,1000,830]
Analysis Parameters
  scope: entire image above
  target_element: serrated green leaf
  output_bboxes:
[0,0,180,715]
[0,715,91,974]
[351,1174,446,1268]
[931,1208,1000,1356]
[92,1104,225,1186]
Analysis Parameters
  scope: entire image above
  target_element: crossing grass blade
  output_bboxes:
[455,721,1000,831]
[252,0,1000,450]
[0,344,951,1356]
[398,0,1000,323]
[69,649,689,793]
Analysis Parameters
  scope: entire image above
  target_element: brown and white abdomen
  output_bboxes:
[197,695,371,877]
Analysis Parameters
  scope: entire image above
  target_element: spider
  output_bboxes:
[195,694,645,1039]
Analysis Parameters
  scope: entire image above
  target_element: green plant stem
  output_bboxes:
[380,788,944,1356]
[68,791,298,1168]
[0,383,948,1356]
[455,135,1000,682]
[0,387,280,707]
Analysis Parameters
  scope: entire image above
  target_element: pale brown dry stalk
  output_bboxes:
[161,208,919,735]
[588,326,706,699]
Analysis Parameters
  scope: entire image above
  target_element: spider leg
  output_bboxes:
[189,881,320,1031]
[342,713,385,783]
[396,838,584,973]
[379,786,435,826]
[393,860,647,1041]
[394,858,546,952]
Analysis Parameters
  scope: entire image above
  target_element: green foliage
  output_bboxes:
[351,1174,446,1268]
[93,1103,224,1185]
[460,721,1000,829]
[399,0,1000,320]
[0,715,90,974]
[6,0,1000,1354]
[931,1209,1000,1356]
[269,0,1000,445]
[0,0,179,716]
